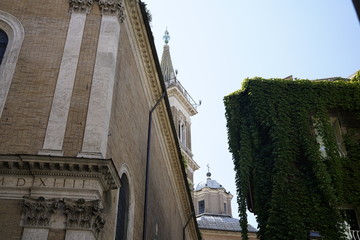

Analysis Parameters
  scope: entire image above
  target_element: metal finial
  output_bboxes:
[163,28,170,44]
[206,164,211,178]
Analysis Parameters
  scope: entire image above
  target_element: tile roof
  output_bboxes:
[197,214,257,232]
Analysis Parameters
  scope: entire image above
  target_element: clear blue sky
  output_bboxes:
[144,0,360,228]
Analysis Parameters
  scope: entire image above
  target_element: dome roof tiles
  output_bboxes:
[195,178,224,191]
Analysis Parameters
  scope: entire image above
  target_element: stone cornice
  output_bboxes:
[69,0,94,14]
[0,154,120,191]
[99,0,125,21]
[195,187,233,197]
[183,153,200,172]
[124,2,199,239]
[167,86,198,116]
[181,148,200,172]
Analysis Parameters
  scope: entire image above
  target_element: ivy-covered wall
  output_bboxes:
[224,77,360,240]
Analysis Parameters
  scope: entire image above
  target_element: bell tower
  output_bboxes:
[160,29,200,189]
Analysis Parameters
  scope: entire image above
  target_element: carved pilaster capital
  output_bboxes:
[22,196,59,227]
[64,198,105,237]
[99,0,125,21]
[69,0,94,14]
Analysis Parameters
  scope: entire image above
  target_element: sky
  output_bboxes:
[144,0,360,228]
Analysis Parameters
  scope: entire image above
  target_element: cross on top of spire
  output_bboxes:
[206,164,211,178]
[163,28,170,44]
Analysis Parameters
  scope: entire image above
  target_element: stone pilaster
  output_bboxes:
[21,196,59,240]
[39,1,92,156]
[99,0,125,21]
[69,0,94,13]
[22,196,59,227]
[64,199,105,239]
[79,0,123,159]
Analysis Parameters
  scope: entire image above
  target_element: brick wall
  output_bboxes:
[0,199,23,239]
[106,23,149,240]
[0,1,194,239]
[0,0,69,154]
[105,23,187,239]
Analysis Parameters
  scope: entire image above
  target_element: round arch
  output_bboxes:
[0,10,25,117]
[115,164,135,240]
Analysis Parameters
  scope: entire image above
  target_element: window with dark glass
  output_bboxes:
[198,200,205,214]
[224,203,227,213]
[115,174,130,240]
[0,29,8,65]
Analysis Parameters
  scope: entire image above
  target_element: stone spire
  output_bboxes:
[160,29,176,82]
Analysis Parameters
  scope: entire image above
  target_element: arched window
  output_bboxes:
[0,29,8,65]
[115,174,130,240]
[0,10,25,117]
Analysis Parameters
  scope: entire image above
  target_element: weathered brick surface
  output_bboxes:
[0,199,23,239]
[105,24,186,239]
[105,24,149,240]
[0,0,69,154]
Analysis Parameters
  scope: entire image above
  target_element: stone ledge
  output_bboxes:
[0,154,121,200]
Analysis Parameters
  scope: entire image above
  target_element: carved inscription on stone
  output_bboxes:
[22,196,59,227]
[64,198,105,237]
[0,176,90,189]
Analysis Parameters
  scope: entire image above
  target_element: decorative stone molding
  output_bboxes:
[64,198,105,237]
[99,0,125,21]
[167,87,198,116]
[69,0,94,14]
[0,154,120,200]
[22,196,59,227]
[0,11,25,118]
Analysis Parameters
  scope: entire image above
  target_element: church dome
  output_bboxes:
[195,171,225,191]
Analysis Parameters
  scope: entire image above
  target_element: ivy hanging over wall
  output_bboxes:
[224,77,360,240]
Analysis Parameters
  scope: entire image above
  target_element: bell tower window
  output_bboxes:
[178,119,186,147]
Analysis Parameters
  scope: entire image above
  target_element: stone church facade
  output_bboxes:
[0,0,199,239]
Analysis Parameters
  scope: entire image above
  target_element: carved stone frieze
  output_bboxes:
[69,0,94,14]
[22,196,59,227]
[64,198,105,236]
[0,155,120,192]
[99,0,125,21]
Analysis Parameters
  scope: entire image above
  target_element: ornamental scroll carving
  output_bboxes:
[64,198,105,236]
[99,0,125,21]
[22,196,59,227]
[69,0,94,13]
